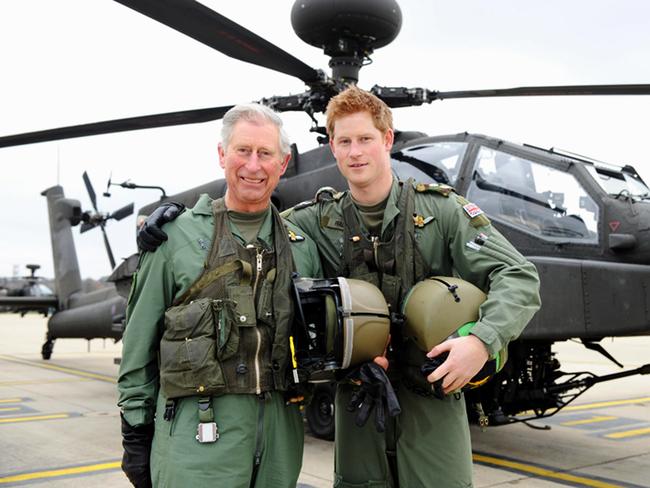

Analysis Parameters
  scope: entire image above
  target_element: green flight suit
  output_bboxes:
[284,179,541,488]
[118,194,322,488]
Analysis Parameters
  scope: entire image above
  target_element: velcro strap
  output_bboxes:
[198,397,214,423]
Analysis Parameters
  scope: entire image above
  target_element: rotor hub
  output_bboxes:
[291,0,402,82]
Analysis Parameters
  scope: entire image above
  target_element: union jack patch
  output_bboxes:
[463,203,484,219]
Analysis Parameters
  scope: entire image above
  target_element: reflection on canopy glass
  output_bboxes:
[467,147,599,243]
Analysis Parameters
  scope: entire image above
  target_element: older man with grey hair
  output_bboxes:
[118,104,322,488]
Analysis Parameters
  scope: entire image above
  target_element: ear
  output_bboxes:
[218,143,226,170]
[279,153,291,176]
[384,128,394,151]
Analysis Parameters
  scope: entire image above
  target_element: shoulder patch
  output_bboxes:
[456,195,491,227]
[319,215,345,230]
[414,182,455,197]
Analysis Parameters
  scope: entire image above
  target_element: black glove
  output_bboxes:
[345,362,401,433]
[137,202,185,252]
[121,414,154,488]
[420,353,449,400]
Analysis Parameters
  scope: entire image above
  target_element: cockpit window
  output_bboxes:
[467,147,599,243]
[585,165,650,201]
[391,142,467,187]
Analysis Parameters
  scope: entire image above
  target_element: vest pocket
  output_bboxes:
[213,299,239,360]
[256,280,274,326]
[228,285,257,327]
[160,298,226,398]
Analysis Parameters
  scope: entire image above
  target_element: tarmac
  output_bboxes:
[1,313,649,487]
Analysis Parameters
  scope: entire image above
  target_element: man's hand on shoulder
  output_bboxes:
[137,202,184,253]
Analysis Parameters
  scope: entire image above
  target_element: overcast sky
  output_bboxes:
[1,0,650,280]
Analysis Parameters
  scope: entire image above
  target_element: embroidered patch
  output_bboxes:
[463,203,484,219]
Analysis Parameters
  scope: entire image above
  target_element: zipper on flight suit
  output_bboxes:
[371,235,380,271]
[248,245,265,395]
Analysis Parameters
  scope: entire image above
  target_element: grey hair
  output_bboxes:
[221,104,291,157]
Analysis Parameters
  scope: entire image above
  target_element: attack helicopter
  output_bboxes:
[0,265,55,315]
[0,0,649,435]
[0,174,134,359]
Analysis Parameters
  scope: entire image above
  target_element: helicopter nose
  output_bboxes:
[607,201,650,264]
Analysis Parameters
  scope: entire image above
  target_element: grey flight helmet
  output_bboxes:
[291,277,390,382]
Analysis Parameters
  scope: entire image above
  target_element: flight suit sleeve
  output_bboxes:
[432,195,541,357]
[117,247,174,427]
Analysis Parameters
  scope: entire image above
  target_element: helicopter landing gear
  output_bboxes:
[41,337,55,360]
[306,383,336,441]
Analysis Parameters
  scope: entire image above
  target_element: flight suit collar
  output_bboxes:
[190,193,213,216]
[380,178,402,236]
[191,194,274,247]
[231,207,274,249]
[348,178,401,237]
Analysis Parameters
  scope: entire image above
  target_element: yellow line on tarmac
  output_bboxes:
[562,397,650,412]
[0,461,121,484]
[561,415,617,426]
[518,396,650,417]
[0,398,22,404]
[605,427,650,439]
[473,453,625,488]
[0,355,115,383]
[0,413,69,424]
[0,407,20,413]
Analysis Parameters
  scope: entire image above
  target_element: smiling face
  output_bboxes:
[329,111,394,203]
[219,118,290,212]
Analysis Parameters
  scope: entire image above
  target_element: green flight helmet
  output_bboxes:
[292,277,390,382]
[402,276,507,387]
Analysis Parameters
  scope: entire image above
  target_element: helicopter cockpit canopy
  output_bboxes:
[585,164,650,201]
[391,142,467,187]
[467,148,599,243]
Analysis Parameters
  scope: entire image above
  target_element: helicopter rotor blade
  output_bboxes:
[82,171,99,212]
[0,105,234,148]
[432,84,650,101]
[109,202,135,222]
[100,224,117,270]
[79,221,97,234]
[114,0,322,85]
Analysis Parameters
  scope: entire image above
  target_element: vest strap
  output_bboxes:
[173,260,244,306]
[198,397,214,423]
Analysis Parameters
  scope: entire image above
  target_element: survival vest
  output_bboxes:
[159,198,295,399]
[338,178,448,393]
